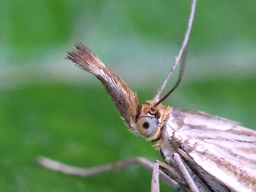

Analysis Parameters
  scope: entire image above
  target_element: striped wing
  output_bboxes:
[167,108,256,192]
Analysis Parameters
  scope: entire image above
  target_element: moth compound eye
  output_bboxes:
[137,117,157,137]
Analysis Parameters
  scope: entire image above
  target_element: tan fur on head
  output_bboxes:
[67,43,140,134]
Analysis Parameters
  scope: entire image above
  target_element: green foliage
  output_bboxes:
[1,77,256,191]
[1,0,256,61]
[1,0,256,191]
[0,83,170,192]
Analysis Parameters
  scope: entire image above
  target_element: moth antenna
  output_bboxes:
[152,51,186,110]
[154,0,196,102]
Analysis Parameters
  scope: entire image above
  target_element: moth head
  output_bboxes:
[137,116,157,137]
[136,100,169,140]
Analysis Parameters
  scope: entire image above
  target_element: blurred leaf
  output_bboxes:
[1,1,256,191]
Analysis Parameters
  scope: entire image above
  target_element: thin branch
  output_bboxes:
[154,0,197,101]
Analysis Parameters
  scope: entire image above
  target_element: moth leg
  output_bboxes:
[152,160,191,192]
[37,156,180,190]
[151,161,186,192]
[151,161,160,192]
[172,153,211,192]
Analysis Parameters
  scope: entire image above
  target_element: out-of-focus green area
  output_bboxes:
[0,1,256,192]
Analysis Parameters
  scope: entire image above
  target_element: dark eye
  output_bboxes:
[137,116,157,137]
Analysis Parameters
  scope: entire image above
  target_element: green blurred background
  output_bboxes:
[1,1,256,191]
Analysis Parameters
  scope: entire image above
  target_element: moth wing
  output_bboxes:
[172,109,256,192]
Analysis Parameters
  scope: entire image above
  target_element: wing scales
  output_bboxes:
[170,109,256,192]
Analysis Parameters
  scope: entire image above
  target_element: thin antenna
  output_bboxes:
[154,0,196,102]
[152,51,186,109]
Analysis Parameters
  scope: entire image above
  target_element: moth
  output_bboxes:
[38,0,256,192]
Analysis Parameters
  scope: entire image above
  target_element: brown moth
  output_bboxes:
[38,0,256,191]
